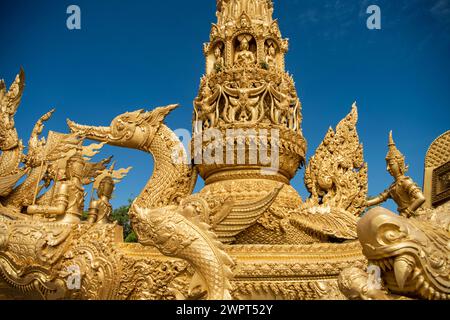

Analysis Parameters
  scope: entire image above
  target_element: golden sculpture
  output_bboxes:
[0,0,448,300]
[288,104,366,243]
[338,267,393,300]
[87,163,131,224]
[354,206,450,300]
[366,132,426,218]
[132,204,235,300]
[339,131,449,301]
[27,153,86,224]
[423,131,450,208]
[87,176,114,224]
[234,36,256,67]
[213,43,225,72]
[265,41,277,69]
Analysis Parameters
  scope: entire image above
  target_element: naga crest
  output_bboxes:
[358,207,450,300]
[67,104,179,150]
[0,69,25,151]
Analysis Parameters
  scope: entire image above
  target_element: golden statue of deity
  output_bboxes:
[234,36,256,66]
[27,153,86,224]
[87,176,114,224]
[213,44,225,72]
[366,131,426,218]
[265,42,277,69]
[0,0,448,301]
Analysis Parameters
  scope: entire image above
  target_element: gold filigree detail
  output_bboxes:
[356,207,450,300]
[303,103,367,216]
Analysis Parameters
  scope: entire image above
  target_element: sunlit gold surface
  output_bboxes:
[366,132,426,218]
[0,0,448,300]
[339,133,449,300]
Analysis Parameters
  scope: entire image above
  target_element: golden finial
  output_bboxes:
[108,161,116,175]
[386,131,407,173]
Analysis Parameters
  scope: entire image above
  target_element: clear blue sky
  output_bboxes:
[1,0,449,211]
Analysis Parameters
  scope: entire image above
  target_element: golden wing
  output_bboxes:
[0,170,28,197]
[82,142,106,160]
[211,185,283,244]
[229,97,239,106]
[289,208,358,240]
[248,96,260,106]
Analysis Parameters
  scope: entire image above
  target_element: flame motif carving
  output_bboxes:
[304,104,368,216]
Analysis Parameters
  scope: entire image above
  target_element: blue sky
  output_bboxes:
[1,0,449,211]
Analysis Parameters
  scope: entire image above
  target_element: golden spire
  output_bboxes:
[215,0,274,27]
[386,131,405,162]
[194,0,305,184]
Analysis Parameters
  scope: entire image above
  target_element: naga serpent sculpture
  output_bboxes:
[68,104,197,210]
[67,104,281,299]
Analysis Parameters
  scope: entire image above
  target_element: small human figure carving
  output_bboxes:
[223,73,266,123]
[339,267,392,300]
[27,153,86,224]
[247,0,257,16]
[87,176,114,224]
[268,80,297,127]
[265,44,277,69]
[231,0,241,18]
[37,166,66,206]
[256,0,265,17]
[213,44,225,72]
[194,82,222,128]
[234,37,256,67]
[366,132,426,218]
[210,26,219,39]
[240,14,251,28]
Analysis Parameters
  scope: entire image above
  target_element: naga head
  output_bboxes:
[67,104,178,150]
[358,207,450,300]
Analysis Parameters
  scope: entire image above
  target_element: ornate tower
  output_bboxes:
[192,0,308,244]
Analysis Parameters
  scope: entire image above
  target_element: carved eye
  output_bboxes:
[116,121,125,131]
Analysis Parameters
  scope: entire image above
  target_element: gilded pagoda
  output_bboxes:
[0,0,448,300]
